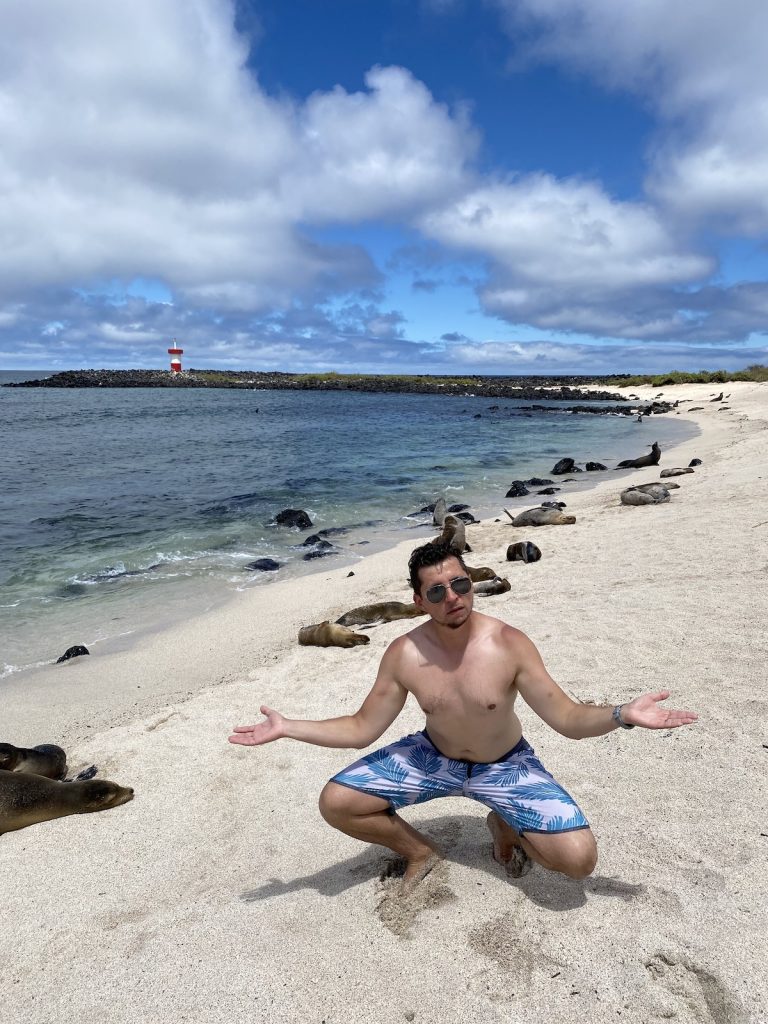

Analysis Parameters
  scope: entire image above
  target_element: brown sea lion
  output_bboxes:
[473,577,512,596]
[510,508,576,527]
[432,497,447,527]
[465,565,498,582]
[0,770,133,835]
[616,441,661,469]
[659,468,694,477]
[336,602,426,627]
[0,743,68,780]
[298,622,370,648]
[434,514,471,554]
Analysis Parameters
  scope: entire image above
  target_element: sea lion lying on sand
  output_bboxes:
[510,508,576,527]
[473,577,512,596]
[620,484,670,506]
[616,441,661,469]
[0,743,68,780]
[660,468,694,477]
[0,771,134,835]
[506,542,542,563]
[465,565,499,582]
[336,602,426,627]
[298,622,370,648]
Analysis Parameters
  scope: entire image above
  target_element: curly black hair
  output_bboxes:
[408,539,468,593]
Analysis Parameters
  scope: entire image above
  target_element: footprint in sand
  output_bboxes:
[645,952,745,1023]
[375,856,456,938]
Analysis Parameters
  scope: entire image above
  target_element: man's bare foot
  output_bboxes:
[403,850,442,887]
[486,811,532,878]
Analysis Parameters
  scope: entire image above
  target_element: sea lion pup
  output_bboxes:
[0,743,67,780]
[298,621,370,648]
[335,602,426,627]
[659,467,694,477]
[620,484,670,506]
[0,771,134,835]
[510,507,576,527]
[473,576,512,596]
[616,441,661,469]
[434,514,471,554]
[506,541,542,563]
[432,497,447,527]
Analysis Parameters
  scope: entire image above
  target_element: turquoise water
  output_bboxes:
[0,374,697,675]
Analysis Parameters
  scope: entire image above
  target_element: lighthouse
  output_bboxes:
[167,339,183,373]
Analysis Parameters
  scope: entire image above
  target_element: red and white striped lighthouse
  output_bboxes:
[167,339,183,373]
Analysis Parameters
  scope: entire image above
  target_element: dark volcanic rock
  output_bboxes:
[505,481,530,498]
[688,458,702,467]
[525,477,553,487]
[273,509,312,529]
[245,558,281,572]
[537,487,560,495]
[585,462,607,471]
[448,504,470,513]
[56,644,90,664]
[541,501,567,509]
[302,539,335,560]
[551,459,577,475]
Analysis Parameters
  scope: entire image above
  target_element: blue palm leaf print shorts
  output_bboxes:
[330,731,589,835]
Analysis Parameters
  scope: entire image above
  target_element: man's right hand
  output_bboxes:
[228,706,285,746]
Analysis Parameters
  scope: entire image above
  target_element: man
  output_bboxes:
[229,540,697,883]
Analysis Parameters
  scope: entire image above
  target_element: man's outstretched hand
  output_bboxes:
[621,690,698,729]
[228,706,286,746]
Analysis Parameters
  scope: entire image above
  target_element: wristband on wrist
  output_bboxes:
[612,704,635,730]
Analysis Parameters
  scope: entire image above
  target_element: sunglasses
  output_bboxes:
[424,576,473,604]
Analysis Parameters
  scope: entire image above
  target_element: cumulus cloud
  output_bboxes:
[492,0,768,230]
[0,0,475,312]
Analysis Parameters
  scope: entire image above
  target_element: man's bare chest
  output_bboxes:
[409,667,516,717]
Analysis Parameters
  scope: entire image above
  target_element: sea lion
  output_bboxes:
[435,514,471,554]
[298,622,370,648]
[510,508,576,527]
[56,645,89,664]
[659,468,694,477]
[473,577,511,596]
[336,602,426,627]
[506,542,542,563]
[465,565,498,582]
[432,498,447,527]
[620,484,670,506]
[0,743,67,780]
[0,770,134,835]
[689,458,702,467]
[616,441,661,469]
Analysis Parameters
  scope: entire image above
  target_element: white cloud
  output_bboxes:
[492,0,768,229]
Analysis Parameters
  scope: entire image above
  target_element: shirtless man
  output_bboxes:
[229,540,698,882]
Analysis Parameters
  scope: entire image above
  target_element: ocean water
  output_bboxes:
[0,372,698,676]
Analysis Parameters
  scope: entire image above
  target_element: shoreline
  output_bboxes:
[2,403,699,694]
[2,379,766,1024]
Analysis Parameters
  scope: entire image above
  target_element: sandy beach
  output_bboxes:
[2,380,766,1024]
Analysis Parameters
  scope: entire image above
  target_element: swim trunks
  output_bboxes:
[330,731,588,835]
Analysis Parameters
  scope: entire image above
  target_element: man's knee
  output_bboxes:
[560,834,598,880]
[318,781,349,824]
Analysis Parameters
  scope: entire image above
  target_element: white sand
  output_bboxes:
[2,381,766,1023]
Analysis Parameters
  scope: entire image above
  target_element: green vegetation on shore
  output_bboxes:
[603,364,768,387]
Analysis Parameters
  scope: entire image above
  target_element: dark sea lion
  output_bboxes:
[0,743,68,780]
[336,602,426,627]
[0,770,134,835]
[298,622,370,648]
[510,508,576,527]
[660,468,694,477]
[506,542,542,563]
[616,441,661,469]
[56,645,89,664]
[689,458,702,467]
[473,577,512,596]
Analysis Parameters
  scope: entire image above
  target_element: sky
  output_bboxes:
[2,0,768,375]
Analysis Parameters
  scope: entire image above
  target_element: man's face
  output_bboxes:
[413,556,473,629]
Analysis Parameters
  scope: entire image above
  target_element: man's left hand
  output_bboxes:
[622,690,698,729]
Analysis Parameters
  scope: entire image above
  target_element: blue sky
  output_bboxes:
[1,0,767,374]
